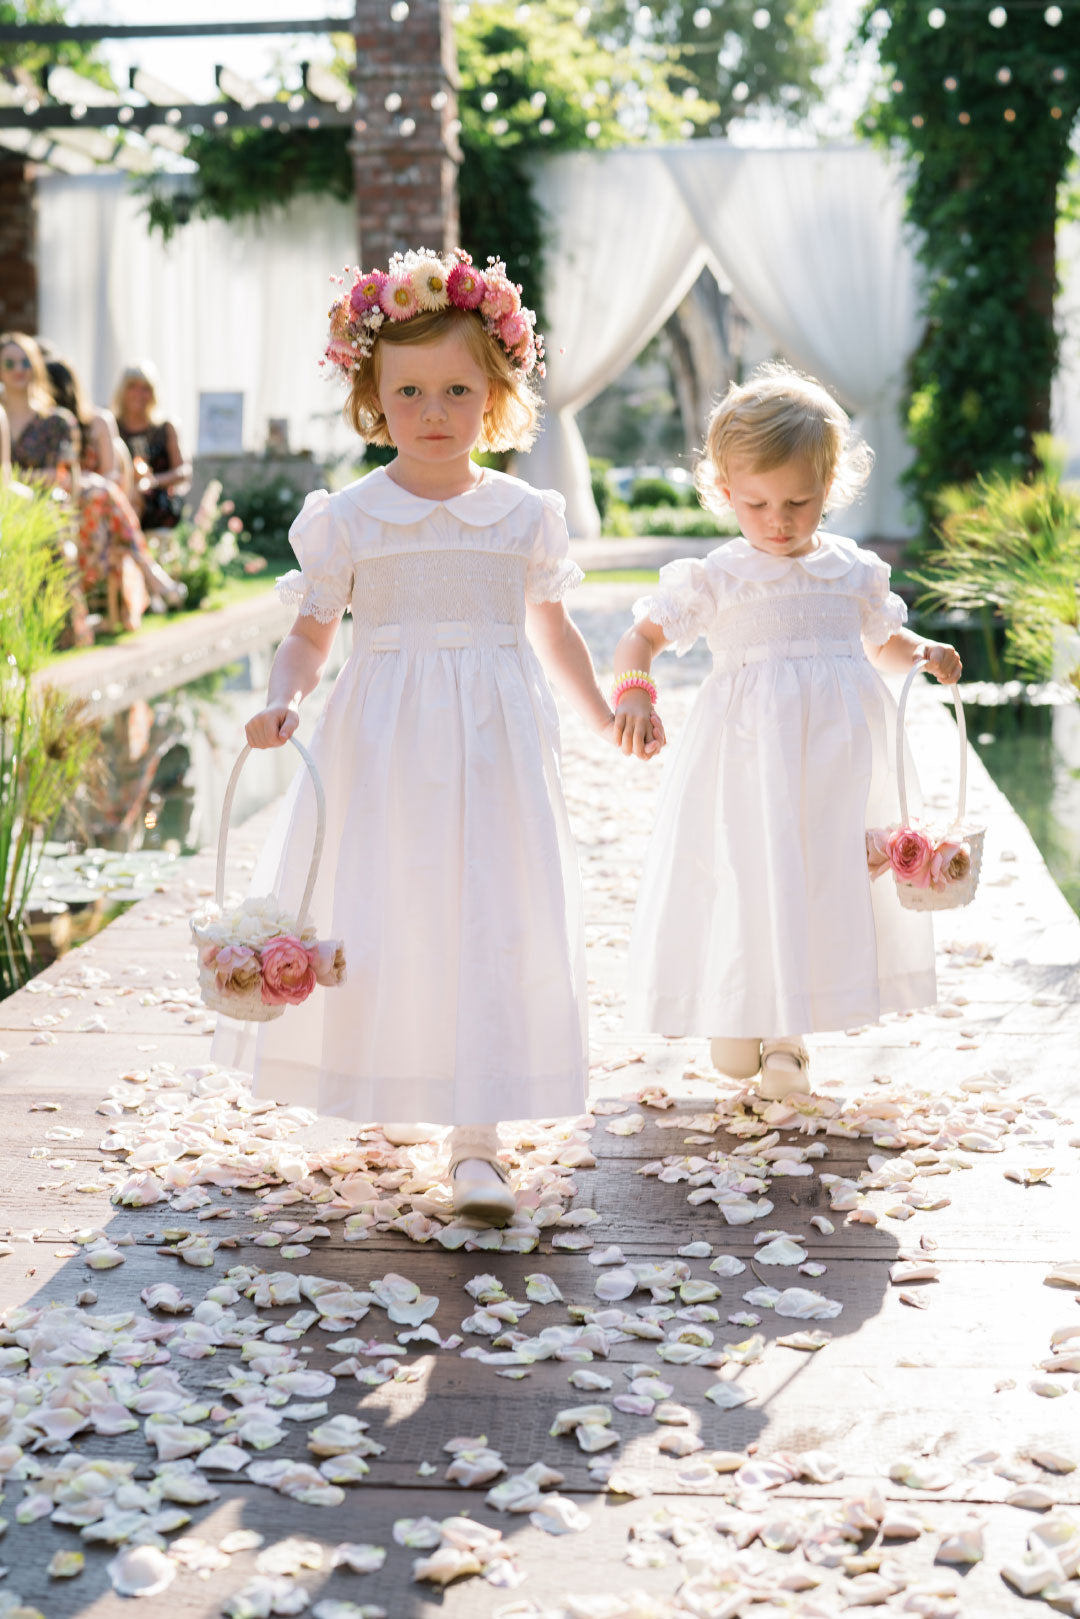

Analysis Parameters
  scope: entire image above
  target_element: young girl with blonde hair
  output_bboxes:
[612,363,961,1099]
[214,249,629,1223]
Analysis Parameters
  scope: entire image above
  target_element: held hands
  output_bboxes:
[611,688,666,759]
[245,704,299,749]
[917,641,963,685]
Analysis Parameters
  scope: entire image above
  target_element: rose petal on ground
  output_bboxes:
[107,1545,176,1596]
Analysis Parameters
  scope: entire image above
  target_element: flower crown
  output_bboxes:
[322,248,545,380]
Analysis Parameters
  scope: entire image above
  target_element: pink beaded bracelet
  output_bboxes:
[611,669,659,709]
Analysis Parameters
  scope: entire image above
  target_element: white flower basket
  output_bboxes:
[889,660,985,912]
[191,738,333,1020]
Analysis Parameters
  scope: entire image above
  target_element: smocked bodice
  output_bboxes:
[275,467,582,651]
[635,532,907,664]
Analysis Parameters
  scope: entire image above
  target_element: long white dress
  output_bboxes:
[626,532,936,1038]
[211,466,588,1126]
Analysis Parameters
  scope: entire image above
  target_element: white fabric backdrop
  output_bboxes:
[663,144,923,540]
[515,150,709,536]
[522,143,925,540]
[33,161,1080,541]
[37,173,357,460]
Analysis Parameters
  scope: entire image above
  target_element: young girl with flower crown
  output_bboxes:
[611,364,962,1100]
[211,248,638,1225]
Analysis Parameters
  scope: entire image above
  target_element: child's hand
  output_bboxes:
[612,690,666,759]
[245,704,299,749]
[918,642,963,685]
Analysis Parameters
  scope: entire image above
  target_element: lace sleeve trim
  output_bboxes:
[276,569,349,622]
[526,558,584,606]
[634,591,706,656]
[861,588,907,647]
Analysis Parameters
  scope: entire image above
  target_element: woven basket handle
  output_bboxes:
[215,737,326,930]
[896,657,968,832]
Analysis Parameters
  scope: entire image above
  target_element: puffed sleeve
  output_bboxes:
[275,490,354,622]
[525,489,585,605]
[859,553,908,647]
[633,556,717,655]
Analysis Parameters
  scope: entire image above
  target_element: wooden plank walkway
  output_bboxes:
[1,585,1078,1618]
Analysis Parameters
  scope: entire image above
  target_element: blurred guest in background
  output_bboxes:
[113,362,190,531]
[0,398,10,482]
[47,355,185,630]
[1,330,78,488]
[0,331,89,644]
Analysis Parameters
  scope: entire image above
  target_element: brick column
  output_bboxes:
[351,0,461,267]
[0,159,38,332]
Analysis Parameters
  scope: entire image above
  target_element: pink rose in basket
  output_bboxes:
[307,939,347,987]
[213,943,261,995]
[887,826,934,888]
[930,838,971,892]
[866,827,892,881]
[260,934,318,1007]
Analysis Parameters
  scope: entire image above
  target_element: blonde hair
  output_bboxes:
[0,330,54,413]
[113,361,163,423]
[344,309,541,453]
[695,362,873,515]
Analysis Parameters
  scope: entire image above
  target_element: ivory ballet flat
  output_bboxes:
[757,1038,812,1102]
[451,1157,516,1226]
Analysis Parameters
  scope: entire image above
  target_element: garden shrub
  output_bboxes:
[629,476,683,509]
[224,477,310,562]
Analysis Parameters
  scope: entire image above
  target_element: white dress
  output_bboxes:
[211,466,588,1126]
[626,532,936,1038]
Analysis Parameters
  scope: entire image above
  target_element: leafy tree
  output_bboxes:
[0,0,112,86]
[859,2,1080,534]
[589,0,826,130]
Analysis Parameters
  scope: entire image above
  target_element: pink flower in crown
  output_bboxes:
[481,276,519,321]
[260,934,318,1006]
[865,826,892,880]
[380,274,420,321]
[514,329,537,372]
[325,337,357,371]
[447,262,486,309]
[350,270,387,314]
[498,309,529,349]
[887,825,934,888]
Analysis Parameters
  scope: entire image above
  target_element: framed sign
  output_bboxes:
[198,391,245,454]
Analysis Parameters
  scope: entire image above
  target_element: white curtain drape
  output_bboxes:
[37,173,356,460]
[516,151,708,538]
[662,143,924,540]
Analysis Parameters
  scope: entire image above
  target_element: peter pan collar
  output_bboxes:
[708,531,860,582]
[340,465,534,527]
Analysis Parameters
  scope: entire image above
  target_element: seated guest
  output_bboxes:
[113,361,191,531]
[47,355,185,630]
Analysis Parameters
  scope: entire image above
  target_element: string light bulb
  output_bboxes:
[988,6,1007,26]
[1045,5,1062,23]
[928,7,945,26]
[996,66,1011,83]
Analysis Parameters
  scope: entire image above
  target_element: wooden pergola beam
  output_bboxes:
[0,19,351,43]
[0,100,358,132]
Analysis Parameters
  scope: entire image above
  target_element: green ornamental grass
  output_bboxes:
[0,485,102,952]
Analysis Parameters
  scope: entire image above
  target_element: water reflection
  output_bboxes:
[21,629,349,967]
[966,693,1080,914]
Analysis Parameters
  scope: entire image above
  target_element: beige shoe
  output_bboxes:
[381,1122,443,1147]
[757,1038,811,1101]
[451,1157,516,1226]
